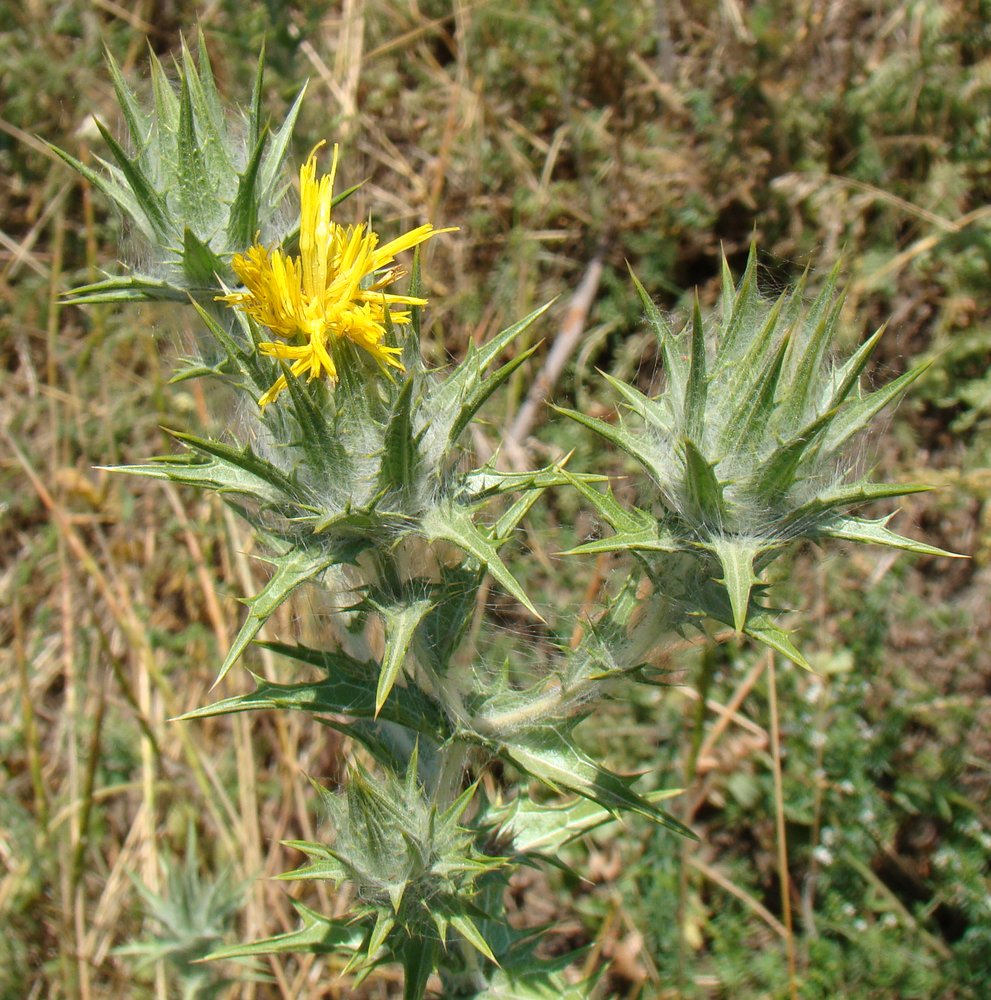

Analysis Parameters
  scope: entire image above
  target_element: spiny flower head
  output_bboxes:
[220,143,454,406]
[560,247,957,662]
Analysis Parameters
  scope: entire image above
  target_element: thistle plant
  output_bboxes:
[58,41,956,999]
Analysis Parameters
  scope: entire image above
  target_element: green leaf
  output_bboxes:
[446,343,540,452]
[780,480,932,531]
[367,910,395,959]
[94,116,175,242]
[378,378,422,497]
[168,430,302,501]
[499,788,682,855]
[108,453,289,505]
[215,547,339,686]
[720,321,790,457]
[743,614,812,671]
[422,502,542,620]
[684,292,708,442]
[259,83,307,201]
[248,42,266,153]
[717,241,759,366]
[598,369,671,434]
[748,406,838,502]
[402,934,437,1000]
[464,464,604,501]
[559,471,652,536]
[553,405,665,485]
[492,487,545,542]
[682,438,725,527]
[62,273,195,305]
[181,226,227,286]
[373,598,434,716]
[495,725,695,837]
[628,265,685,410]
[821,325,886,412]
[708,537,763,632]
[817,515,963,559]
[279,366,353,492]
[261,640,449,736]
[450,913,499,965]
[780,271,843,422]
[424,301,554,458]
[103,47,151,162]
[823,360,933,454]
[227,123,268,249]
[204,900,363,960]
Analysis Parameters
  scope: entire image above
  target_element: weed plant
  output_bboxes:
[42,36,963,999]
[3,4,989,999]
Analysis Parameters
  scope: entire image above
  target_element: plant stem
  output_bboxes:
[768,653,799,1000]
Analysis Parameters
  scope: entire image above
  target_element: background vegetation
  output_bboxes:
[2,1,989,996]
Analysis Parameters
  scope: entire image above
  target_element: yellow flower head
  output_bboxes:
[220,143,454,406]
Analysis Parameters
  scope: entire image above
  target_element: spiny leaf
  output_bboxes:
[248,41,266,152]
[195,33,226,134]
[558,471,653,536]
[425,301,554,457]
[450,913,498,965]
[215,547,339,686]
[374,599,433,716]
[93,119,172,237]
[176,71,214,227]
[495,725,695,838]
[780,480,932,532]
[107,453,289,505]
[684,291,707,442]
[748,406,838,503]
[178,36,231,183]
[148,45,180,134]
[743,614,812,671]
[188,299,273,395]
[780,270,844,422]
[492,487,546,542]
[682,438,725,527]
[553,405,665,485]
[719,320,790,457]
[259,83,307,200]
[708,537,763,633]
[179,655,450,739]
[422,502,542,620]
[598,369,671,434]
[103,46,150,161]
[227,123,268,249]
[279,366,353,491]
[500,788,682,855]
[817,515,963,558]
[61,273,194,305]
[205,901,364,960]
[446,342,539,451]
[378,378,422,497]
[367,911,395,959]
[716,241,759,366]
[464,463,604,501]
[628,264,686,409]
[169,430,302,499]
[402,934,437,1000]
[823,360,933,453]
[181,226,227,286]
[822,325,886,412]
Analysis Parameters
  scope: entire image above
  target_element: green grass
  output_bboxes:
[2,1,989,997]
